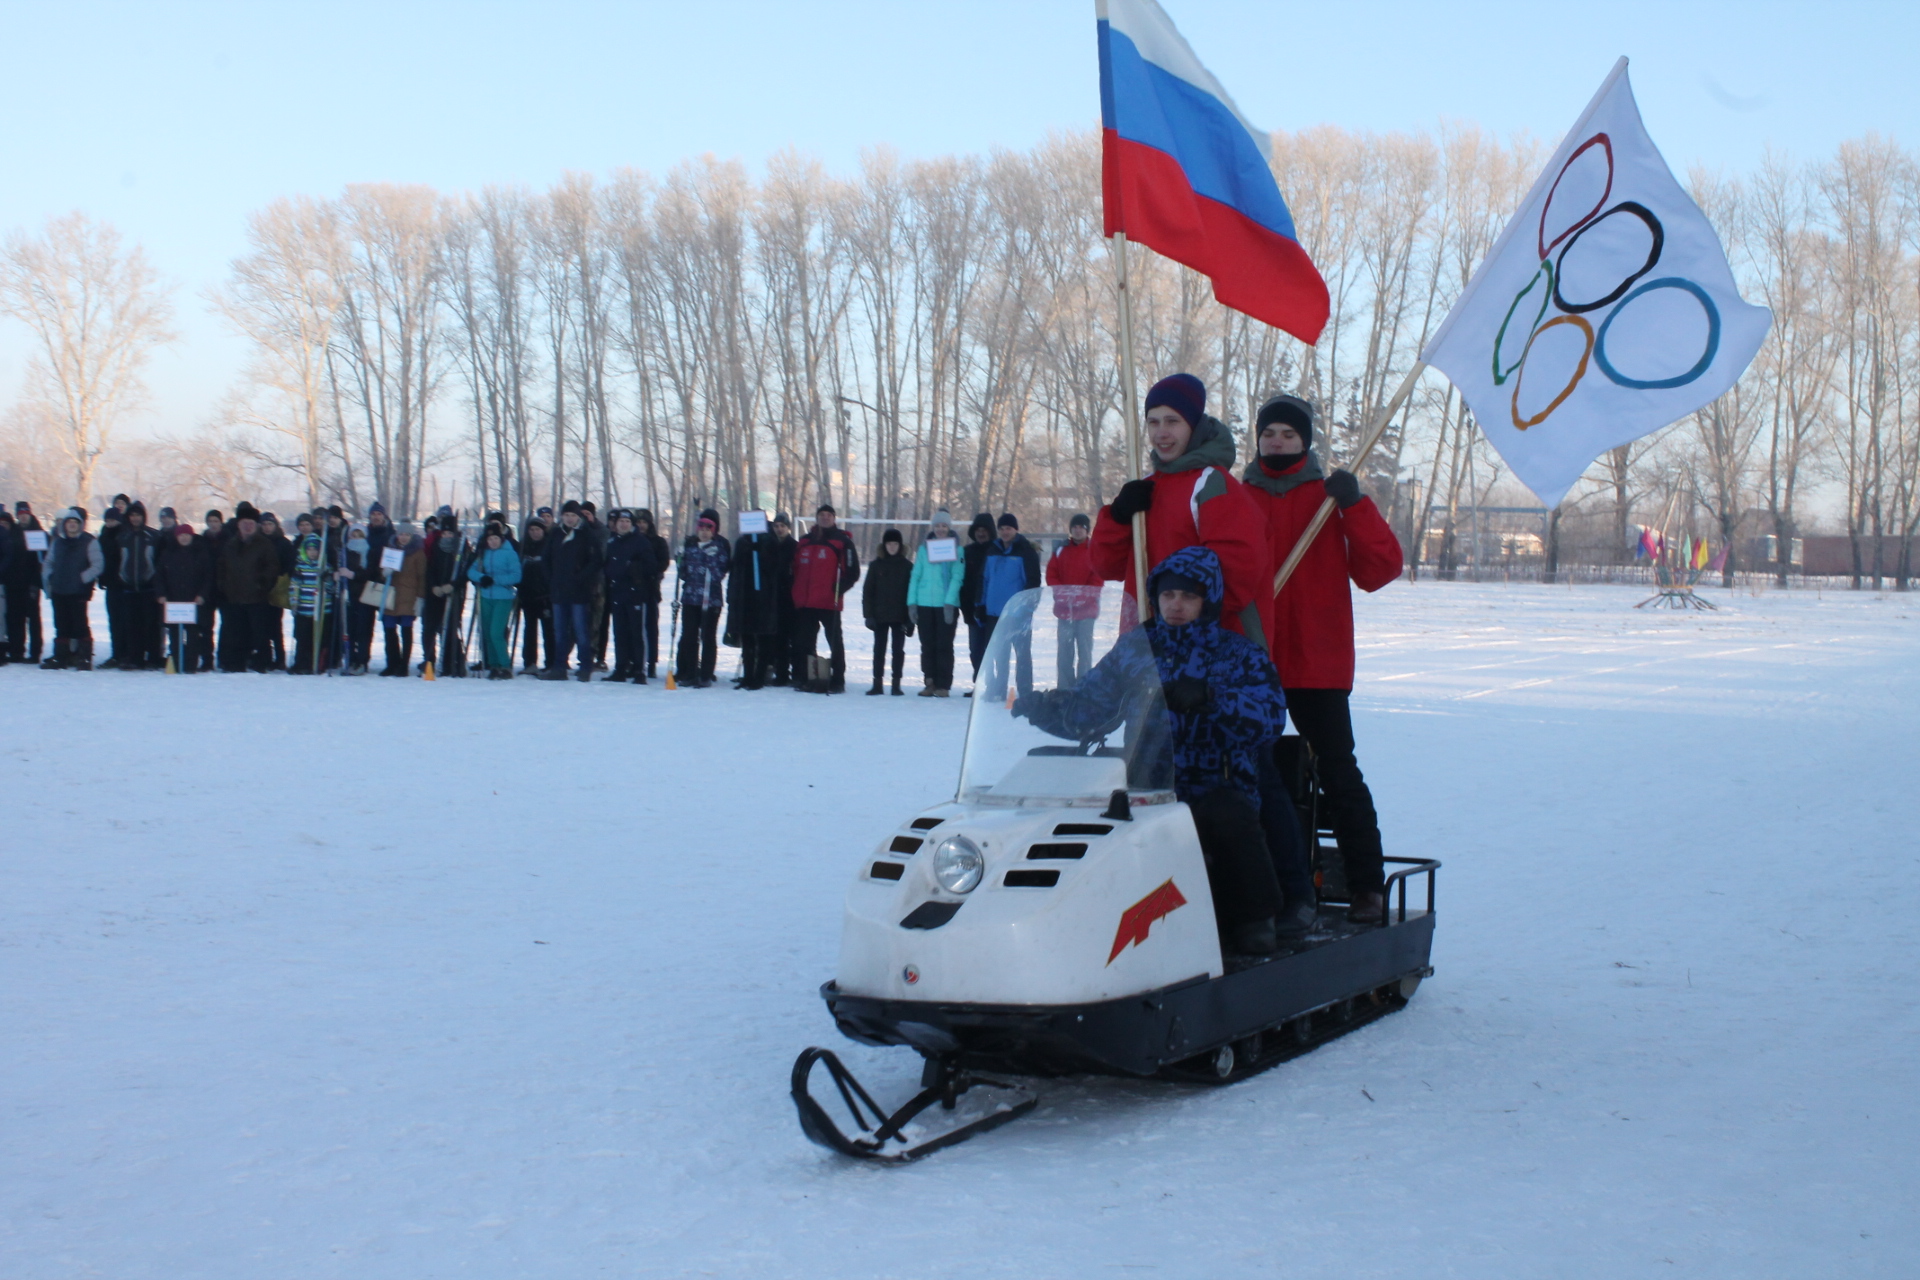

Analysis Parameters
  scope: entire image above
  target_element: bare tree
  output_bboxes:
[0,212,176,507]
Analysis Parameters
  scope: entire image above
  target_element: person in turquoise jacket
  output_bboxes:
[905,508,964,696]
[466,528,523,679]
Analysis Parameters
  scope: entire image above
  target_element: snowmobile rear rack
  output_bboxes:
[792,1047,1037,1163]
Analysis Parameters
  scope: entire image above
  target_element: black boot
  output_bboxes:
[1229,917,1279,955]
[866,680,884,696]
[890,679,903,696]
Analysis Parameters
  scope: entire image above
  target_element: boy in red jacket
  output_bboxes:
[1090,373,1271,645]
[1044,512,1101,688]
[790,504,861,693]
[1242,394,1403,924]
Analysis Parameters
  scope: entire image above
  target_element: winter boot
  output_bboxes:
[1229,917,1279,956]
[931,687,951,698]
[891,678,903,696]
[73,639,93,672]
[866,679,884,696]
[605,669,630,683]
[97,656,122,670]
[1347,892,1385,926]
[537,667,568,681]
[1276,898,1318,938]
[575,667,592,683]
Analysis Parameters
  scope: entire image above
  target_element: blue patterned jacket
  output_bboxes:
[1019,546,1286,803]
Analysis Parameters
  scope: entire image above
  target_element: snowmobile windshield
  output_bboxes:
[957,584,1176,808]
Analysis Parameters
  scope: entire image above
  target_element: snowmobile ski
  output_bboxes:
[791,1047,1036,1163]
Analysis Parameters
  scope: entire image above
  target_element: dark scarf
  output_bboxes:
[1241,449,1324,498]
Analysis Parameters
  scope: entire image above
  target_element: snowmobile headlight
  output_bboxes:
[932,834,985,895]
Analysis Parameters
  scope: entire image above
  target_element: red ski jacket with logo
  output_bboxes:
[790,525,860,611]
[1090,414,1272,646]
[1241,453,1403,690]
[1044,538,1103,620]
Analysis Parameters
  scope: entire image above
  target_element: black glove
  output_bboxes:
[1110,479,1155,523]
[479,574,494,588]
[1324,469,1363,510]
[1162,676,1210,715]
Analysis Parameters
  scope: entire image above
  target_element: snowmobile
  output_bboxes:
[792,584,1438,1162]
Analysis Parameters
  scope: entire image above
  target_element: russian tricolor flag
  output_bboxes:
[1098,0,1329,345]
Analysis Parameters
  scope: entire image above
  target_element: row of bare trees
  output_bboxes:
[1,129,1915,586]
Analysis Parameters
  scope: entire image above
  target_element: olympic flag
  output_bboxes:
[1097,0,1329,344]
[1421,59,1771,507]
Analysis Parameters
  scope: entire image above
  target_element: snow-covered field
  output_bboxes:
[5,582,1916,1279]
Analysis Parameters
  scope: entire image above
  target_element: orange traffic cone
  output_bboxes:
[423,661,436,681]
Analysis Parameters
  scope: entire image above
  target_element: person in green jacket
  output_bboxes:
[905,508,964,696]
[465,528,523,679]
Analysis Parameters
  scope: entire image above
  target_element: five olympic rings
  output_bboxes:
[1497,133,1722,431]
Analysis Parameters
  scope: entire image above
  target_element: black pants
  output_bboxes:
[916,609,955,690]
[966,612,989,676]
[610,597,645,677]
[768,608,794,682]
[104,587,131,662]
[591,589,609,666]
[870,623,907,687]
[6,584,43,661]
[421,595,447,671]
[520,601,552,670]
[1256,744,1317,906]
[195,602,217,670]
[51,591,91,659]
[264,606,286,668]
[125,593,163,667]
[793,607,845,688]
[739,633,779,687]
[1282,688,1384,895]
[290,609,335,673]
[383,619,415,672]
[218,603,273,671]
[640,602,660,675]
[1189,788,1284,928]
[166,621,202,672]
[676,604,721,681]
[349,601,378,669]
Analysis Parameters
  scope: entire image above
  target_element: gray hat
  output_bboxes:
[931,508,952,529]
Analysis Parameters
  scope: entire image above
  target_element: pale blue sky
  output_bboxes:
[0,0,1911,437]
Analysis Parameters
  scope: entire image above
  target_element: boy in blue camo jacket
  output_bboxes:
[1014,545,1309,953]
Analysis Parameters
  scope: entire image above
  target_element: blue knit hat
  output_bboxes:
[1144,373,1206,429]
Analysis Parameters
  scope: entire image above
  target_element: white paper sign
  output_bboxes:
[24,530,48,551]
[380,547,406,572]
[164,602,197,624]
[926,537,958,563]
[738,510,769,535]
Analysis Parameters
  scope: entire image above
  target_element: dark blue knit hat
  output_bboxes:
[1144,373,1206,428]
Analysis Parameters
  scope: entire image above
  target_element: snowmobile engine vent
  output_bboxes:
[1004,869,1061,888]
[900,901,963,930]
[909,817,945,831]
[1052,823,1112,837]
[1025,842,1088,860]
[889,836,924,854]
[869,861,904,881]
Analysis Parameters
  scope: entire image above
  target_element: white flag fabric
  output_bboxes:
[1421,59,1771,507]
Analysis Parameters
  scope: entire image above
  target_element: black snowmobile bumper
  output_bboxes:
[824,892,1436,1080]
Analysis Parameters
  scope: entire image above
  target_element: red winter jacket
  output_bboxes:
[1044,538,1102,620]
[1242,454,1403,690]
[1090,415,1273,645]
[790,525,860,611]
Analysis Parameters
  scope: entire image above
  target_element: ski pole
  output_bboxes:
[666,560,683,690]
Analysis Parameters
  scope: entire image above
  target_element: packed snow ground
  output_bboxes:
[4,582,1916,1279]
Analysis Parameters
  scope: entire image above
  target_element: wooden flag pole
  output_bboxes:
[1111,232,1152,623]
[1271,360,1427,597]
